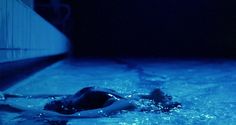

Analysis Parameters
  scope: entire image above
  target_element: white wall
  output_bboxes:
[0,0,69,63]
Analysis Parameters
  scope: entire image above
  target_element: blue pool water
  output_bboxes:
[1,58,236,125]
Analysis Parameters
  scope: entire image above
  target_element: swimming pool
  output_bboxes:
[1,58,236,125]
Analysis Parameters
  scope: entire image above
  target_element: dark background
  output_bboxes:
[34,0,236,58]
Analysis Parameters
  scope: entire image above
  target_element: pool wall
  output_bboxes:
[0,0,69,63]
[0,0,69,90]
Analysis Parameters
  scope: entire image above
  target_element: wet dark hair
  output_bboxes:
[140,88,181,112]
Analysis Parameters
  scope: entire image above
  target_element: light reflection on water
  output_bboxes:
[1,59,236,125]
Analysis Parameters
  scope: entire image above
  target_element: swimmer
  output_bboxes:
[0,87,181,119]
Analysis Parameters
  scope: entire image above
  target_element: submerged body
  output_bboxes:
[44,87,181,115]
[44,87,128,115]
[0,87,181,119]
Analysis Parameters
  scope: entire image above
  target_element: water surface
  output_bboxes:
[1,58,236,125]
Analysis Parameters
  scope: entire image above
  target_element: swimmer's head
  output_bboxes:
[148,88,172,103]
[149,89,182,112]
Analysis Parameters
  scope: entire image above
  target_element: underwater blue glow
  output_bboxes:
[0,0,69,63]
[2,59,236,124]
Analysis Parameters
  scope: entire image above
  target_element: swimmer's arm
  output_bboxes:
[72,99,136,118]
[0,99,135,119]
[18,99,136,119]
[0,102,25,113]
[0,102,75,119]
[0,102,59,115]
[0,91,70,100]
